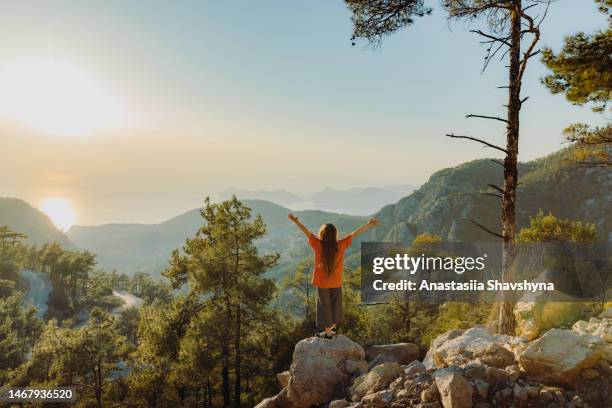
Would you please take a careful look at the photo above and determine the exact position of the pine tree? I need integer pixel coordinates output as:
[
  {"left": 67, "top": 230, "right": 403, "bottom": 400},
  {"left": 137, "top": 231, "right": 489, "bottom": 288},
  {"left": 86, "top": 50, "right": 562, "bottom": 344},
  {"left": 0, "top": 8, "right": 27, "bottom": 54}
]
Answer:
[
  {"left": 542, "top": 0, "right": 611, "bottom": 166},
  {"left": 347, "top": 0, "right": 554, "bottom": 334},
  {"left": 165, "top": 197, "right": 278, "bottom": 407}
]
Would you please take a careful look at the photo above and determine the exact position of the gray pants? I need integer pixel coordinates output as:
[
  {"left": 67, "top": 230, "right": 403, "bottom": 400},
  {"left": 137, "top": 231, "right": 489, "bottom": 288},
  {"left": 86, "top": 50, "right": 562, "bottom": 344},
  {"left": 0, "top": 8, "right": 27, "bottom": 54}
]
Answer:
[{"left": 316, "top": 287, "right": 343, "bottom": 330}]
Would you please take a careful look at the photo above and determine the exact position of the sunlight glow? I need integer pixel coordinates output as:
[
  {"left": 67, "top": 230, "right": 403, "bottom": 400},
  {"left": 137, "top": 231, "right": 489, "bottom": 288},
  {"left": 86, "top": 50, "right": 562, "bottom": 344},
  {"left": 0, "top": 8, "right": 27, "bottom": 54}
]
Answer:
[
  {"left": 40, "top": 197, "right": 77, "bottom": 232},
  {"left": 0, "top": 59, "right": 134, "bottom": 136}
]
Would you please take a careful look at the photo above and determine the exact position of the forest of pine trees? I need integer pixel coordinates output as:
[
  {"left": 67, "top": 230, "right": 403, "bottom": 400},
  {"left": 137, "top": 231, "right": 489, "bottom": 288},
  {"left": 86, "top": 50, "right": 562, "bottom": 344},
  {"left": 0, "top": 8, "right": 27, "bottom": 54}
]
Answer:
[{"left": 1, "top": 196, "right": 608, "bottom": 407}]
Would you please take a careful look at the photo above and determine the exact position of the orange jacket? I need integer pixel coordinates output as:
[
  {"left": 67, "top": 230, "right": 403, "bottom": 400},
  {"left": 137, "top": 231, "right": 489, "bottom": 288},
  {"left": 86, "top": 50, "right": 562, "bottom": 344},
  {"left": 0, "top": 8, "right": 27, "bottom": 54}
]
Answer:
[{"left": 308, "top": 234, "right": 352, "bottom": 288}]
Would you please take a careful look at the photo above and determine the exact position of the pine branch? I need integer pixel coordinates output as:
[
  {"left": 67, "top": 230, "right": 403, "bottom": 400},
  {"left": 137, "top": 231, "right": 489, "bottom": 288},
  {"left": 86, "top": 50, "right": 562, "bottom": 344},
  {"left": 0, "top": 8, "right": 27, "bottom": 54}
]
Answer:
[
  {"left": 466, "top": 114, "right": 509, "bottom": 124},
  {"left": 446, "top": 133, "right": 508, "bottom": 154},
  {"left": 469, "top": 219, "right": 504, "bottom": 239},
  {"left": 487, "top": 184, "right": 505, "bottom": 194}
]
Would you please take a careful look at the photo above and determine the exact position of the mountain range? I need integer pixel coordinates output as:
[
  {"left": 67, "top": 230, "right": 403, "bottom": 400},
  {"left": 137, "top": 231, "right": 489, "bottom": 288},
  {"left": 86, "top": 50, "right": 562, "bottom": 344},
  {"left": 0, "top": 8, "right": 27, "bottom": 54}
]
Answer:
[
  {"left": 217, "top": 185, "right": 417, "bottom": 215},
  {"left": 2, "top": 148, "right": 609, "bottom": 281},
  {"left": 0, "top": 198, "right": 74, "bottom": 248},
  {"left": 367, "top": 149, "right": 611, "bottom": 243},
  {"left": 66, "top": 200, "right": 368, "bottom": 279}
]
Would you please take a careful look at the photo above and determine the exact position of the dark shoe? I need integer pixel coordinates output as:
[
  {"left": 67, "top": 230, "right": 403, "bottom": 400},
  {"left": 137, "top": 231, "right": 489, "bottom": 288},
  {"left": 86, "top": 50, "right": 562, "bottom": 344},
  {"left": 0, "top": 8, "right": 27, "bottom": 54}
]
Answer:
[{"left": 315, "top": 332, "right": 333, "bottom": 340}]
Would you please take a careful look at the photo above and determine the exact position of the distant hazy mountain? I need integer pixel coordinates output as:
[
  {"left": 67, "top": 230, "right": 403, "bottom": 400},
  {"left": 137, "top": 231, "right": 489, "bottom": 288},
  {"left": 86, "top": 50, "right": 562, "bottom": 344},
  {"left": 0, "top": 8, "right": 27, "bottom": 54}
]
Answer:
[
  {"left": 218, "top": 189, "right": 304, "bottom": 207},
  {"left": 68, "top": 199, "right": 368, "bottom": 279},
  {"left": 366, "top": 149, "right": 611, "bottom": 244},
  {"left": 309, "top": 186, "right": 417, "bottom": 215},
  {"left": 218, "top": 185, "right": 418, "bottom": 215},
  {"left": 0, "top": 197, "right": 74, "bottom": 248}
]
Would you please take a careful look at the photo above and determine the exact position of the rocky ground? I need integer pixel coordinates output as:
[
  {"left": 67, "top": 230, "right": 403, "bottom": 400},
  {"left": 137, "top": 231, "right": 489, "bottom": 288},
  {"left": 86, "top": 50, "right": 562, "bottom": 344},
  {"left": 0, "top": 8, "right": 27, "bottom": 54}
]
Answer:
[{"left": 256, "top": 310, "right": 612, "bottom": 408}]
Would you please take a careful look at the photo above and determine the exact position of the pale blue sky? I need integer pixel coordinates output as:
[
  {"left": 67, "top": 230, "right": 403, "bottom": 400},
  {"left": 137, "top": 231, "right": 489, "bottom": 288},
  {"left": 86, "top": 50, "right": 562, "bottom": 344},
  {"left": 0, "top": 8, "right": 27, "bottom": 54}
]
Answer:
[{"left": 0, "top": 1, "right": 607, "bottom": 225}]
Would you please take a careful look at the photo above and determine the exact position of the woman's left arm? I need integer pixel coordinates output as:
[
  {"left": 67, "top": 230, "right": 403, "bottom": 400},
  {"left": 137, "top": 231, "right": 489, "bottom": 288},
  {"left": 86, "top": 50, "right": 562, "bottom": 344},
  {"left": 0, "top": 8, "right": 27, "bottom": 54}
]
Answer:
[{"left": 345, "top": 218, "right": 380, "bottom": 239}]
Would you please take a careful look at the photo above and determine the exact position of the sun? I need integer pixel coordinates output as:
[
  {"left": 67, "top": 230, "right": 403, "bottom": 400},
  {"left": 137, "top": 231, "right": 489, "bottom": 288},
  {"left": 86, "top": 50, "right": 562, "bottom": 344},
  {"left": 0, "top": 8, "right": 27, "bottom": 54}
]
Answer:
[
  {"left": 40, "top": 197, "right": 77, "bottom": 232},
  {"left": 0, "top": 58, "right": 134, "bottom": 136}
]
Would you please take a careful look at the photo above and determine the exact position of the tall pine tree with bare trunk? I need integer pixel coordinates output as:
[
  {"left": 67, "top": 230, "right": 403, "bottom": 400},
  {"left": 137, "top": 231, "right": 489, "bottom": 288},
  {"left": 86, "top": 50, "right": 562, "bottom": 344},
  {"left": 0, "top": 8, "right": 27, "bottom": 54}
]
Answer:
[{"left": 346, "top": 0, "right": 552, "bottom": 334}]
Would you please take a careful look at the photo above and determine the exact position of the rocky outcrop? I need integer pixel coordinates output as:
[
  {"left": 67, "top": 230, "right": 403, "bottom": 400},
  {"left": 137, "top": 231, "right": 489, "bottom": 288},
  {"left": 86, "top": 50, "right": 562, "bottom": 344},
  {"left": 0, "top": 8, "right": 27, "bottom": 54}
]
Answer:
[
  {"left": 366, "top": 343, "right": 419, "bottom": 368},
  {"left": 254, "top": 388, "right": 292, "bottom": 408},
  {"left": 425, "top": 327, "right": 519, "bottom": 369},
  {"left": 286, "top": 335, "right": 366, "bottom": 407},
  {"left": 435, "top": 372, "right": 473, "bottom": 408},
  {"left": 349, "top": 362, "right": 403, "bottom": 401},
  {"left": 519, "top": 328, "right": 607, "bottom": 386},
  {"left": 514, "top": 296, "right": 587, "bottom": 341},
  {"left": 276, "top": 370, "right": 289, "bottom": 388},
  {"left": 258, "top": 320, "right": 612, "bottom": 408}
]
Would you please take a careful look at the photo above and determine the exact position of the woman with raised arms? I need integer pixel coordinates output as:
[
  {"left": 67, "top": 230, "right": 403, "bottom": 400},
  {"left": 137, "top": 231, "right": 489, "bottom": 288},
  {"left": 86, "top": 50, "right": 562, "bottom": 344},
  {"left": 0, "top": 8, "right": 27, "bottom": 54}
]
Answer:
[{"left": 288, "top": 213, "right": 380, "bottom": 339}]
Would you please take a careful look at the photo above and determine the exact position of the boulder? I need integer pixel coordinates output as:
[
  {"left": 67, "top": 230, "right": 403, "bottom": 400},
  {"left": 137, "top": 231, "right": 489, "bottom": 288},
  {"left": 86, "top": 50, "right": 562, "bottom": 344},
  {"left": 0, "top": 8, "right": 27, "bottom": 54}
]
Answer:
[
  {"left": 276, "top": 370, "right": 290, "bottom": 387},
  {"left": 329, "top": 399, "right": 351, "bottom": 408},
  {"left": 349, "top": 362, "right": 403, "bottom": 401},
  {"left": 435, "top": 372, "right": 473, "bottom": 408},
  {"left": 361, "top": 390, "right": 394, "bottom": 408},
  {"left": 473, "top": 378, "right": 489, "bottom": 399},
  {"left": 403, "top": 360, "right": 426, "bottom": 377},
  {"left": 366, "top": 343, "right": 419, "bottom": 368},
  {"left": 420, "top": 382, "right": 440, "bottom": 402},
  {"left": 572, "top": 316, "right": 612, "bottom": 343},
  {"left": 518, "top": 328, "right": 607, "bottom": 386},
  {"left": 427, "top": 327, "right": 515, "bottom": 369},
  {"left": 580, "top": 368, "right": 600, "bottom": 379},
  {"left": 424, "top": 329, "right": 464, "bottom": 370},
  {"left": 514, "top": 289, "right": 587, "bottom": 341},
  {"left": 255, "top": 388, "right": 293, "bottom": 408},
  {"left": 286, "top": 335, "right": 366, "bottom": 407}
]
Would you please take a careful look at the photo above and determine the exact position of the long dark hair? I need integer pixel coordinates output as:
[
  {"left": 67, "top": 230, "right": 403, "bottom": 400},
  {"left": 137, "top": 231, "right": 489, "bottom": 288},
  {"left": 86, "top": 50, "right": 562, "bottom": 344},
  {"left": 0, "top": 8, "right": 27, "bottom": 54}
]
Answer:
[{"left": 318, "top": 223, "right": 338, "bottom": 275}]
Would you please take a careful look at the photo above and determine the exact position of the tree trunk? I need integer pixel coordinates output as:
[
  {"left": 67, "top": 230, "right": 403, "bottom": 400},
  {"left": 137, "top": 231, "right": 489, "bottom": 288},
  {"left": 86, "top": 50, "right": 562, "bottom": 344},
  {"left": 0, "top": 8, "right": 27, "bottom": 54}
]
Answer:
[
  {"left": 222, "top": 305, "right": 231, "bottom": 407},
  {"left": 234, "top": 304, "right": 241, "bottom": 408},
  {"left": 207, "top": 377, "right": 212, "bottom": 408},
  {"left": 498, "top": 0, "right": 522, "bottom": 335},
  {"left": 95, "top": 362, "right": 103, "bottom": 408}
]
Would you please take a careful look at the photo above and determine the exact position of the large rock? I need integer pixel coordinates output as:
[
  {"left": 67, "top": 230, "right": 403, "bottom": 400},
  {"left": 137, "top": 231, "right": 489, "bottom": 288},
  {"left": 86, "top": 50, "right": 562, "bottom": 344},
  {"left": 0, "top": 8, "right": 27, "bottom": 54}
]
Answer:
[
  {"left": 572, "top": 316, "right": 612, "bottom": 361},
  {"left": 424, "top": 329, "right": 465, "bottom": 370},
  {"left": 573, "top": 317, "right": 612, "bottom": 342},
  {"left": 276, "top": 370, "right": 290, "bottom": 387},
  {"left": 286, "top": 335, "right": 366, "bottom": 407},
  {"left": 366, "top": 343, "right": 419, "bottom": 368},
  {"left": 514, "top": 295, "right": 588, "bottom": 341},
  {"left": 349, "top": 362, "right": 403, "bottom": 401},
  {"left": 255, "top": 388, "right": 292, "bottom": 408},
  {"left": 518, "top": 328, "right": 607, "bottom": 386},
  {"left": 435, "top": 372, "right": 473, "bottom": 408},
  {"left": 427, "top": 327, "right": 516, "bottom": 369}
]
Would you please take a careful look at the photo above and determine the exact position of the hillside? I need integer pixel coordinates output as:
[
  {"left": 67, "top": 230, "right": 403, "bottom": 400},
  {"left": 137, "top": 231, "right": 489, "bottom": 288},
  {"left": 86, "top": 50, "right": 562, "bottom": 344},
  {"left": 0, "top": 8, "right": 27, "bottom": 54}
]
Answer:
[
  {"left": 0, "top": 197, "right": 74, "bottom": 248},
  {"left": 68, "top": 199, "right": 368, "bottom": 278},
  {"left": 368, "top": 148, "right": 611, "bottom": 243}
]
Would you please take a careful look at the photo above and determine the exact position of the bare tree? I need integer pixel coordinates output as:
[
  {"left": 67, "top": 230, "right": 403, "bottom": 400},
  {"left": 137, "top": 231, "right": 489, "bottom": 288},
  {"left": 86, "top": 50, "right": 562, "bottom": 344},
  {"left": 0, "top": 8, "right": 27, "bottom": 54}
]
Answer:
[{"left": 347, "top": 0, "right": 553, "bottom": 334}]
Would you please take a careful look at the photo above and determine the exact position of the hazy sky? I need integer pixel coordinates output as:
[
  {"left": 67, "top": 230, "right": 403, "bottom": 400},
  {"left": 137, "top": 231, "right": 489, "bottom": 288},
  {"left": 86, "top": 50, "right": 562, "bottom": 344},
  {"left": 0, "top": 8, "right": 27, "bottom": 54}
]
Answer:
[{"left": 0, "top": 1, "right": 608, "bottom": 226}]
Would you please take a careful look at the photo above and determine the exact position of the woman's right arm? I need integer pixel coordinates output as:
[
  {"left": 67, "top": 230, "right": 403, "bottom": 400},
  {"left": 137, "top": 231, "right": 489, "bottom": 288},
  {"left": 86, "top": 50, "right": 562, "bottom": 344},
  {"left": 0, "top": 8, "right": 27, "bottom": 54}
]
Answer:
[{"left": 288, "top": 213, "right": 315, "bottom": 239}]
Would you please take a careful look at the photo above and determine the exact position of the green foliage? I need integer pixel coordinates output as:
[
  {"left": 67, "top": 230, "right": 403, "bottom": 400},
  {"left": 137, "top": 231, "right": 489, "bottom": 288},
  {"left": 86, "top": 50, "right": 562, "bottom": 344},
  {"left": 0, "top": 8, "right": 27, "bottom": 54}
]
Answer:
[
  {"left": 542, "top": 0, "right": 611, "bottom": 167},
  {"left": 0, "top": 284, "right": 43, "bottom": 385},
  {"left": 14, "top": 309, "right": 129, "bottom": 407},
  {"left": 420, "top": 302, "right": 492, "bottom": 349},
  {"left": 149, "top": 197, "right": 281, "bottom": 407},
  {"left": 282, "top": 260, "right": 315, "bottom": 319},
  {"left": 562, "top": 123, "right": 611, "bottom": 167},
  {"left": 346, "top": 0, "right": 431, "bottom": 45},
  {"left": 518, "top": 211, "right": 597, "bottom": 244},
  {"left": 541, "top": 0, "right": 611, "bottom": 112}
]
